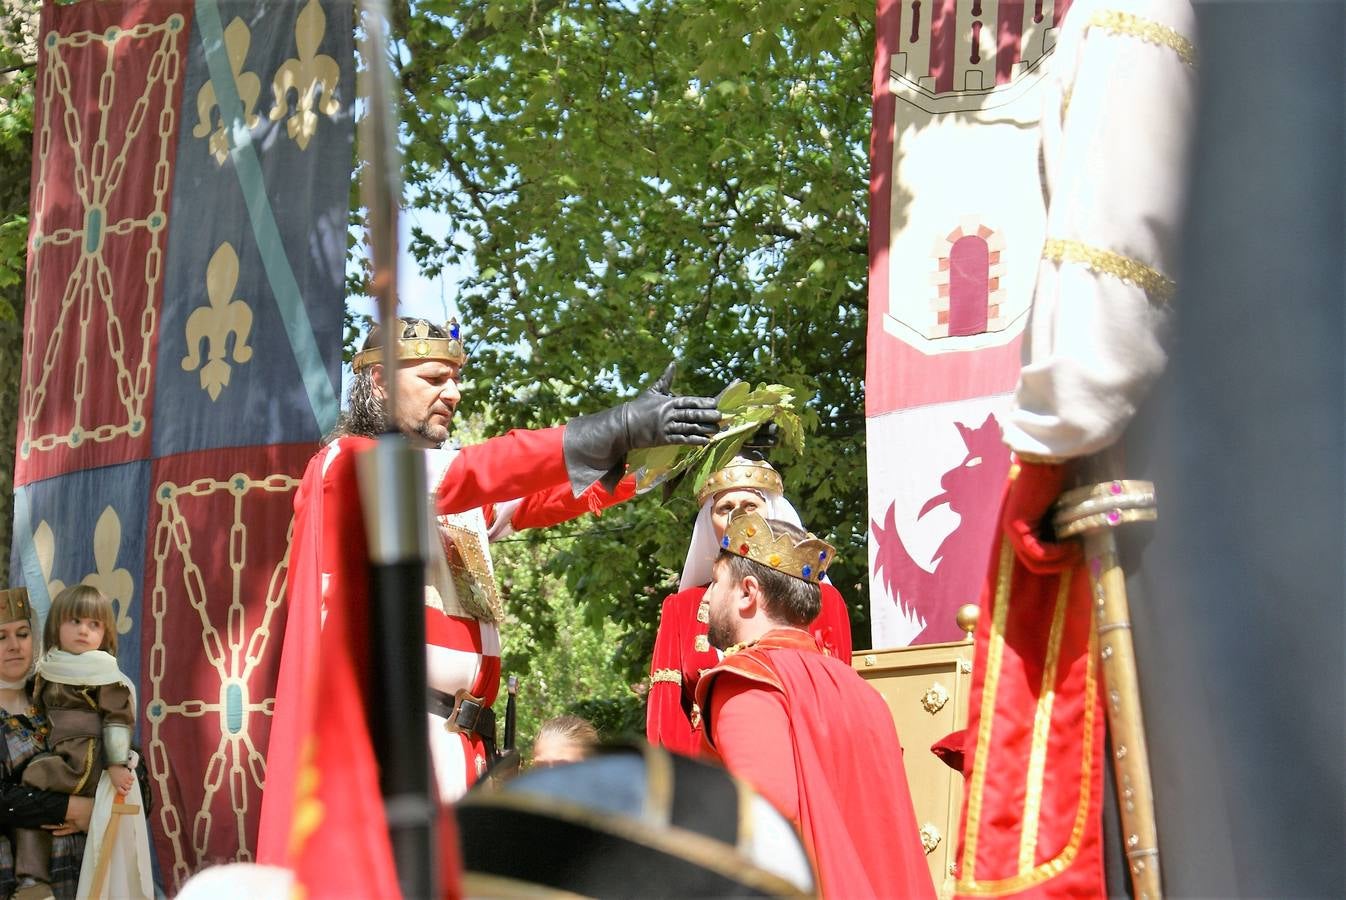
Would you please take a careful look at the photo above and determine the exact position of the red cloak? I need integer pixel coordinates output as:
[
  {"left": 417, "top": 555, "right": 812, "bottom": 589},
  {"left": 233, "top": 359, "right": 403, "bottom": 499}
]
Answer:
[
  {"left": 646, "top": 582, "right": 852, "bottom": 754},
  {"left": 698, "top": 629, "right": 935, "bottom": 899},
  {"left": 257, "top": 427, "right": 632, "bottom": 894}
]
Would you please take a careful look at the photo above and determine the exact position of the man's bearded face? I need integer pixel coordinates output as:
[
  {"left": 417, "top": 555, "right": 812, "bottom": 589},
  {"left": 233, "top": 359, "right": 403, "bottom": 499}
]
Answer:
[
  {"left": 705, "top": 561, "right": 741, "bottom": 651},
  {"left": 384, "top": 359, "right": 462, "bottom": 447}
]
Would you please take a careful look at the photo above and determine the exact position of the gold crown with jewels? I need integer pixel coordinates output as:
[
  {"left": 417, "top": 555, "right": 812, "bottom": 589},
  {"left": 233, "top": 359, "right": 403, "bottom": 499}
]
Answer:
[
  {"left": 720, "top": 511, "right": 835, "bottom": 583},
  {"left": 352, "top": 318, "right": 466, "bottom": 371},
  {"left": 696, "top": 457, "right": 784, "bottom": 507}
]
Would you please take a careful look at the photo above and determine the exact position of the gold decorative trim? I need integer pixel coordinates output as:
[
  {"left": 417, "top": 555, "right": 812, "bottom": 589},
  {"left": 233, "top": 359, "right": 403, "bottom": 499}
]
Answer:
[
  {"left": 642, "top": 740, "right": 674, "bottom": 827},
  {"left": 921, "top": 823, "right": 942, "bottom": 855},
  {"left": 440, "top": 521, "right": 504, "bottom": 623},
  {"left": 694, "top": 635, "right": 710, "bottom": 653},
  {"left": 921, "top": 682, "right": 950, "bottom": 715},
  {"left": 696, "top": 458, "right": 783, "bottom": 507},
  {"left": 460, "top": 872, "right": 588, "bottom": 899},
  {"left": 1089, "top": 10, "right": 1197, "bottom": 68},
  {"left": 1042, "top": 239, "right": 1175, "bottom": 307},
  {"left": 959, "top": 538, "right": 1015, "bottom": 878},
  {"left": 1012, "top": 450, "right": 1068, "bottom": 466},
  {"left": 733, "top": 771, "right": 755, "bottom": 855},
  {"left": 73, "top": 736, "right": 97, "bottom": 795},
  {"left": 1053, "top": 480, "right": 1158, "bottom": 539},
  {"left": 1017, "top": 573, "right": 1072, "bottom": 870},
  {"left": 956, "top": 593, "right": 1100, "bottom": 895},
  {"left": 650, "top": 668, "right": 682, "bottom": 686}
]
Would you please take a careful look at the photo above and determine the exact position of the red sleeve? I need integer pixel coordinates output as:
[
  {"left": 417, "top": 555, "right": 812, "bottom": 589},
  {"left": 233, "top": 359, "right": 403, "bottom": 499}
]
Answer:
[
  {"left": 506, "top": 476, "right": 636, "bottom": 531},
  {"left": 810, "top": 583, "right": 852, "bottom": 665},
  {"left": 707, "top": 679, "right": 799, "bottom": 822},
  {"left": 646, "top": 594, "right": 698, "bottom": 754},
  {"left": 436, "top": 426, "right": 571, "bottom": 515}
]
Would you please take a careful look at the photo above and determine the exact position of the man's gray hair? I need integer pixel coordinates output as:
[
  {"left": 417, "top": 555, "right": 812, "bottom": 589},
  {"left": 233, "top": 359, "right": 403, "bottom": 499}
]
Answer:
[{"left": 328, "top": 369, "right": 390, "bottom": 442}]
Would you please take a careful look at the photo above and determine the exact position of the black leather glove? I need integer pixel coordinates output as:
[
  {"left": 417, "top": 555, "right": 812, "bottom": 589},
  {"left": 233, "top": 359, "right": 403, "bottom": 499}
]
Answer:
[
  {"left": 740, "top": 422, "right": 779, "bottom": 461},
  {"left": 564, "top": 364, "right": 721, "bottom": 494}
]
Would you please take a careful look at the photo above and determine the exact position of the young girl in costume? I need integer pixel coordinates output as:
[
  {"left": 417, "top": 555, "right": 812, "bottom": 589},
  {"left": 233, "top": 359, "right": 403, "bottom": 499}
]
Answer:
[{"left": 12, "top": 586, "right": 138, "bottom": 899}]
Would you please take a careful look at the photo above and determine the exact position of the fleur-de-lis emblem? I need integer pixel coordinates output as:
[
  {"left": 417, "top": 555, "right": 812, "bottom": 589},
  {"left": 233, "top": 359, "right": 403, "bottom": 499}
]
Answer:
[
  {"left": 268, "top": 0, "right": 341, "bottom": 151},
  {"left": 85, "top": 507, "right": 136, "bottom": 635},
  {"left": 191, "top": 17, "right": 261, "bottom": 165},
  {"left": 33, "top": 520, "right": 63, "bottom": 603},
  {"left": 34, "top": 507, "right": 136, "bottom": 636},
  {"left": 181, "top": 242, "right": 254, "bottom": 401}
]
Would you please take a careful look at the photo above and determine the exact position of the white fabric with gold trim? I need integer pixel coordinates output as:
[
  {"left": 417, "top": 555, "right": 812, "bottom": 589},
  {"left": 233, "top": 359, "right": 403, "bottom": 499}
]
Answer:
[{"left": 1005, "top": 0, "right": 1197, "bottom": 460}]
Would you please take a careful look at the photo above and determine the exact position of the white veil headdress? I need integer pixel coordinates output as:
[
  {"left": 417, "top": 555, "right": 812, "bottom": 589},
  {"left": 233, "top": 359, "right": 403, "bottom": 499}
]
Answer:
[{"left": 679, "top": 479, "right": 804, "bottom": 590}]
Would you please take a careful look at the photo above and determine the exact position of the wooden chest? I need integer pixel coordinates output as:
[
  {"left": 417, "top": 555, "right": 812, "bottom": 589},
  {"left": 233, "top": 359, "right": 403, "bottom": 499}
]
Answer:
[{"left": 854, "top": 639, "right": 974, "bottom": 894}]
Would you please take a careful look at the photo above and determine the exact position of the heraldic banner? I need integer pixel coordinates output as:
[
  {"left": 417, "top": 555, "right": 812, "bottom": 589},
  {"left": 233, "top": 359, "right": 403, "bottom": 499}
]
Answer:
[
  {"left": 866, "top": 0, "right": 1072, "bottom": 647},
  {"left": 9, "top": 0, "right": 352, "bottom": 889}
]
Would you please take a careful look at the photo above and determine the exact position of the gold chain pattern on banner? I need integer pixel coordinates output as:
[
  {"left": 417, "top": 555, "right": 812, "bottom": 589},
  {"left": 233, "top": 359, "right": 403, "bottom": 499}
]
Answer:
[
  {"left": 145, "top": 472, "right": 298, "bottom": 890},
  {"left": 22, "top": 16, "right": 184, "bottom": 460}
]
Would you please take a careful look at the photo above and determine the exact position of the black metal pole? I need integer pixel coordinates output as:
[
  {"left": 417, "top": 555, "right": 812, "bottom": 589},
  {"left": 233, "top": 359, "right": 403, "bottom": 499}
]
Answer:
[
  {"left": 358, "top": 437, "right": 437, "bottom": 897},
  {"left": 503, "top": 676, "right": 518, "bottom": 753}
]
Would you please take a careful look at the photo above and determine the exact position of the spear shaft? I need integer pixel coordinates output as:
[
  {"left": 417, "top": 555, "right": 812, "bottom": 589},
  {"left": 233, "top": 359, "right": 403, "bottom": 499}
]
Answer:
[{"left": 357, "top": 1, "right": 438, "bottom": 895}]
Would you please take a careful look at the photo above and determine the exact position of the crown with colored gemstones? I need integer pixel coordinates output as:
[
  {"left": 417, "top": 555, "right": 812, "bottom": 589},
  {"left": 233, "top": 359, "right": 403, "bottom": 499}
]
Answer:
[
  {"left": 0, "top": 588, "right": 31, "bottom": 627},
  {"left": 696, "top": 457, "right": 784, "bottom": 506},
  {"left": 719, "top": 511, "right": 835, "bottom": 583},
  {"left": 352, "top": 317, "right": 467, "bottom": 372}
]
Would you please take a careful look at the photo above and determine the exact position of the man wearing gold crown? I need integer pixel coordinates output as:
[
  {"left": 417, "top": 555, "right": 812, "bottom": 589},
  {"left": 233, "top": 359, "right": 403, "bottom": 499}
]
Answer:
[
  {"left": 646, "top": 455, "right": 851, "bottom": 754},
  {"left": 259, "top": 316, "right": 721, "bottom": 858},
  {"left": 695, "top": 512, "right": 934, "bottom": 899}
]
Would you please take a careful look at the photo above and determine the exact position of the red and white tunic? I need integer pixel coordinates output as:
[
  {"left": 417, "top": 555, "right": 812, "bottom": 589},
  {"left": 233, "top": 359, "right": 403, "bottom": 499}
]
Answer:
[
  {"left": 422, "top": 449, "right": 504, "bottom": 799},
  {"left": 296, "top": 428, "right": 633, "bottom": 805},
  {"left": 424, "top": 433, "right": 633, "bottom": 800}
]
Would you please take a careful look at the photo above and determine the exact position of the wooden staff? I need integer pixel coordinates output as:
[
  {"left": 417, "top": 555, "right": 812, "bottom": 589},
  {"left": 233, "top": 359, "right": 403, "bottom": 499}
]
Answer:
[{"left": 88, "top": 788, "right": 140, "bottom": 898}]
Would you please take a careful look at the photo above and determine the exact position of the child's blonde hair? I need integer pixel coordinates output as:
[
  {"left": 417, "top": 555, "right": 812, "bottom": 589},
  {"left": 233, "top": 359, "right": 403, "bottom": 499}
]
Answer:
[{"left": 44, "top": 585, "right": 117, "bottom": 655}]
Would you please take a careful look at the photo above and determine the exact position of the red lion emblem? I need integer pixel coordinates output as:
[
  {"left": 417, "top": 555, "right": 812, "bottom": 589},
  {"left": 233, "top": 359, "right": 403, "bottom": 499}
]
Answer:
[{"left": 871, "top": 414, "right": 1010, "bottom": 643}]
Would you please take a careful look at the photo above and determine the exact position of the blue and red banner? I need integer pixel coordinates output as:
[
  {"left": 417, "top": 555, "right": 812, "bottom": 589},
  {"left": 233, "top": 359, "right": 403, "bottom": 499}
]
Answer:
[{"left": 11, "top": 0, "right": 352, "bottom": 889}]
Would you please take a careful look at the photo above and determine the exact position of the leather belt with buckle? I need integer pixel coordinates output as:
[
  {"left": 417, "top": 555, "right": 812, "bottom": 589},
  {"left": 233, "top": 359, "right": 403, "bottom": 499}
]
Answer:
[{"left": 429, "top": 688, "right": 496, "bottom": 745}]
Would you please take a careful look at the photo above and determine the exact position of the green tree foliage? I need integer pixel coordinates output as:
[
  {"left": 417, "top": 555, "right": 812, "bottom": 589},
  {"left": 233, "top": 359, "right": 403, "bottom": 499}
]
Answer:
[{"left": 389, "top": 0, "right": 875, "bottom": 685}]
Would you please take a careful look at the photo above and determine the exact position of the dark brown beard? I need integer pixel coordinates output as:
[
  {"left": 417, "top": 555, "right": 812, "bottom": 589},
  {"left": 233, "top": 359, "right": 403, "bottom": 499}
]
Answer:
[{"left": 707, "top": 610, "right": 735, "bottom": 652}]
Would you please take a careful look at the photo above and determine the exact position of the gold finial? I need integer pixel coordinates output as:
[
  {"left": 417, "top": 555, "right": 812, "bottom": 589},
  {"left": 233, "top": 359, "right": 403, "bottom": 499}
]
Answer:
[{"left": 956, "top": 604, "right": 980, "bottom": 637}]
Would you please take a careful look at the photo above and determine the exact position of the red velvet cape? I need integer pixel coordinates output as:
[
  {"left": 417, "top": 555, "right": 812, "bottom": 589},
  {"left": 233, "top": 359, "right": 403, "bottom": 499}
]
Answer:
[
  {"left": 698, "top": 629, "right": 935, "bottom": 899},
  {"left": 257, "top": 428, "right": 632, "bottom": 895},
  {"left": 951, "top": 460, "right": 1106, "bottom": 898},
  {"left": 646, "top": 581, "right": 853, "bottom": 755}
]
